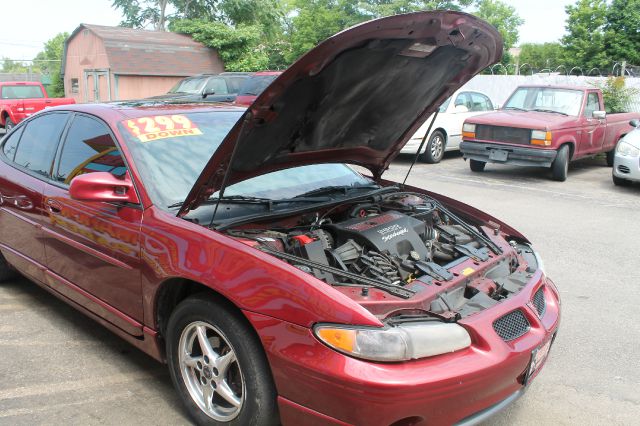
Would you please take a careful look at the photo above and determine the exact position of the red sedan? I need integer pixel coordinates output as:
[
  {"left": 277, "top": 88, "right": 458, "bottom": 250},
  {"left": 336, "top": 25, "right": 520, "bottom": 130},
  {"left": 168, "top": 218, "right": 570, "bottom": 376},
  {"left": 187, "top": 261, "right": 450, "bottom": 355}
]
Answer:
[{"left": 0, "top": 11, "right": 559, "bottom": 426}]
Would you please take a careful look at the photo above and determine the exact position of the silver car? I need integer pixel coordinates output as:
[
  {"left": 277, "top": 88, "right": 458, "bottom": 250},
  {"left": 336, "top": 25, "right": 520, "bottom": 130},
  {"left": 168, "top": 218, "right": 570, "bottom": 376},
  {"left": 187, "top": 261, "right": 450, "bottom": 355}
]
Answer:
[{"left": 613, "top": 120, "right": 640, "bottom": 186}]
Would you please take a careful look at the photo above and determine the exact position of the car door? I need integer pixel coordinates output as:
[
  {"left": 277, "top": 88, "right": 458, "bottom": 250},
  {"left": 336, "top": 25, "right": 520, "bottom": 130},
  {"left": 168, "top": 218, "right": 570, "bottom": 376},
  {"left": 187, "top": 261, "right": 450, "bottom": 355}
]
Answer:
[
  {"left": 580, "top": 91, "right": 606, "bottom": 155},
  {"left": 0, "top": 113, "right": 69, "bottom": 282},
  {"left": 42, "top": 113, "right": 144, "bottom": 335}
]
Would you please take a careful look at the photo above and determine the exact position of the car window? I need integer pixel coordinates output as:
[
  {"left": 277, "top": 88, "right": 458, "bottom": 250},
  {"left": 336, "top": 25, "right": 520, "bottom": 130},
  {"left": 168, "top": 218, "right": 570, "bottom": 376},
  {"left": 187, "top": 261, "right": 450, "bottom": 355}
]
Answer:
[
  {"left": 470, "top": 93, "right": 493, "bottom": 111},
  {"left": 13, "top": 113, "right": 68, "bottom": 177},
  {"left": 584, "top": 92, "right": 600, "bottom": 118},
  {"left": 438, "top": 97, "right": 451, "bottom": 113},
  {"left": 454, "top": 93, "right": 471, "bottom": 110},
  {"left": 2, "top": 126, "right": 25, "bottom": 161},
  {"left": 204, "top": 77, "right": 229, "bottom": 95},
  {"left": 1, "top": 85, "right": 44, "bottom": 99},
  {"left": 239, "top": 75, "right": 279, "bottom": 96},
  {"left": 225, "top": 76, "right": 248, "bottom": 93},
  {"left": 55, "top": 115, "right": 127, "bottom": 185}
]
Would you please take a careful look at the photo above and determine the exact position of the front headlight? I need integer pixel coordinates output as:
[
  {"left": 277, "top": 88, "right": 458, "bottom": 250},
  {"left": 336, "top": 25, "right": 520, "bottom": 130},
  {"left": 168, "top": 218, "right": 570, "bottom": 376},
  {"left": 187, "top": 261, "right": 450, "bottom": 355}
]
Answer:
[
  {"left": 531, "top": 130, "right": 552, "bottom": 146},
  {"left": 462, "top": 123, "right": 476, "bottom": 139},
  {"left": 617, "top": 141, "right": 640, "bottom": 157},
  {"left": 314, "top": 322, "right": 471, "bottom": 362}
]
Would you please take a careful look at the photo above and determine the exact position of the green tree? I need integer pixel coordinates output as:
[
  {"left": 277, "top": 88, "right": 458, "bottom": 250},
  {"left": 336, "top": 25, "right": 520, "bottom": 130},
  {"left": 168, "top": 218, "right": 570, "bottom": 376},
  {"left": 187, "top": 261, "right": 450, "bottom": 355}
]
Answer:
[
  {"left": 518, "top": 42, "right": 564, "bottom": 71},
  {"left": 604, "top": 0, "right": 640, "bottom": 67},
  {"left": 473, "top": 0, "right": 523, "bottom": 51},
  {"left": 33, "top": 33, "right": 68, "bottom": 97},
  {"left": 594, "top": 76, "right": 638, "bottom": 112},
  {"left": 1, "top": 58, "right": 30, "bottom": 73},
  {"left": 112, "top": 0, "right": 170, "bottom": 30},
  {"left": 562, "top": 0, "right": 608, "bottom": 71},
  {"left": 170, "top": 19, "right": 270, "bottom": 70}
]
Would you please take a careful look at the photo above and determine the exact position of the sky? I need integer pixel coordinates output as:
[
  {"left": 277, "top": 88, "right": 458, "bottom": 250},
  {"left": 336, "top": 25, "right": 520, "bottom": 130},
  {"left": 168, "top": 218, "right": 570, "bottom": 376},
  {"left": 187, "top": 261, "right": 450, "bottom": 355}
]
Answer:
[{"left": 0, "top": 0, "right": 576, "bottom": 61}]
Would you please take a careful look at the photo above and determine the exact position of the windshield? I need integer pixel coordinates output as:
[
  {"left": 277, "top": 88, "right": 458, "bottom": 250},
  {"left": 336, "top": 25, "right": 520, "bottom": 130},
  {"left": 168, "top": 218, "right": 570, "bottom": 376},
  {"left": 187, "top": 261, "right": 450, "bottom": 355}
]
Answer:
[
  {"left": 168, "top": 77, "right": 208, "bottom": 94},
  {"left": 504, "top": 87, "right": 583, "bottom": 116},
  {"left": 119, "top": 111, "right": 243, "bottom": 207},
  {"left": 239, "top": 75, "right": 279, "bottom": 96},
  {"left": 438, "top": 96, "right": 451, "bottom": 113},
  {"left": 1, "top": 85, "right": 44, "bottom": 99},
  {"left": 118, "top": 111, "right": 372, "bottom": 209}
]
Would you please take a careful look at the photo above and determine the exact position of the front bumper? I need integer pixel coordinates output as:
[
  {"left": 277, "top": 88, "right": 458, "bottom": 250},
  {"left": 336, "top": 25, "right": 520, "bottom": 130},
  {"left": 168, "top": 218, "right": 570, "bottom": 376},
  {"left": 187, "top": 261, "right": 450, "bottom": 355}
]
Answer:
[
  {"left": 245, "top": 273, "right": 561, "bottom": 426},
  {"left": 461, "top": 141, "right": 557, "bottom": 167},
  {"left": 613, "top": 152, "right": 640, "bottom": 182}
]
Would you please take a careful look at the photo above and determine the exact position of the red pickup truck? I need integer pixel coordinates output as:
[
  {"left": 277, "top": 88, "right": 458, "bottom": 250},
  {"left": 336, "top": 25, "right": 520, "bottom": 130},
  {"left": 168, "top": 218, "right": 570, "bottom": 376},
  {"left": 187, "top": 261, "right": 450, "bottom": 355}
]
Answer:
[
  {"left": 460, "top": 85, "right": 640, "bottom": 180},
  {"left": 0, "top": 81, "right": 75, "bottom": 132}
]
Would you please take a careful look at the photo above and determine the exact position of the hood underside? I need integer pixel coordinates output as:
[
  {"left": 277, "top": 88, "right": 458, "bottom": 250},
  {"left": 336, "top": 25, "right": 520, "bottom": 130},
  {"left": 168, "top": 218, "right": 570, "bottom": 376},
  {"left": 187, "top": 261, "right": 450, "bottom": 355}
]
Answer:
[{"left": 179, "top": 11, "right": 502, "bottom": 216}]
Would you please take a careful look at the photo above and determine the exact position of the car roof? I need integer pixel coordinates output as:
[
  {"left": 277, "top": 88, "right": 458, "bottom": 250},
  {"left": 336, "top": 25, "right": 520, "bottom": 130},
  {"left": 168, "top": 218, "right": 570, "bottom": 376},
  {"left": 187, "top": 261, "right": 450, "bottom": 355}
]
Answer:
[
  {"left": 0, "top": 81, "right": 42, "bottom": 86},
  {"left": 44, "top": 101, "right": 246, "bottom": 122},
  {"left": 251, "top": 71, "right": 283, "bottom": 76}
]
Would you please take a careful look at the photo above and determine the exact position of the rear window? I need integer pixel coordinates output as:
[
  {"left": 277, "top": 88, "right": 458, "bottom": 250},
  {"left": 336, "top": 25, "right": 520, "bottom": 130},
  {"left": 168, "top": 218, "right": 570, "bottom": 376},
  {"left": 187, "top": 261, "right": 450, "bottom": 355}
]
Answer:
[
  {"left": 1, "top": 85, "right": 44, "bottom": 99},
  {"left": 239, "top": 75, "right": 278, "bottom": 96}
]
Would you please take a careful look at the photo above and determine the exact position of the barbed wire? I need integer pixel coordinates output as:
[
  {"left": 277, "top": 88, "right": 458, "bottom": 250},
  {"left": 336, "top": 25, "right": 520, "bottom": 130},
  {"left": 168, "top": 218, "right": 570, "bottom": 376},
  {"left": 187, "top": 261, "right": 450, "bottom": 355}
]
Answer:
[{"left": 490, "top": 62, "right": 640, "bottom": 77}]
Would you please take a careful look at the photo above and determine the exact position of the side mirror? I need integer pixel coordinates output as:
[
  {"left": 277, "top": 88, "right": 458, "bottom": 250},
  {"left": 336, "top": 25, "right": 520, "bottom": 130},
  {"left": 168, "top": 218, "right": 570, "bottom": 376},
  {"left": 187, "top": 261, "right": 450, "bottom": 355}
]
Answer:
[
  {"left": 202, "top": 88, "right": 216, "bottom": 98},
  {"left": 592, "top": 110, "right": 606, "bottom": 120},
  {"left": 630, "top": 119, "right": 639, "bottom": 127},
  {"left": 454, "top": 104, "right": 469, "bottom": 113},
  {"left": 69, "top": 172, "right": 139, "bottom": 204}
]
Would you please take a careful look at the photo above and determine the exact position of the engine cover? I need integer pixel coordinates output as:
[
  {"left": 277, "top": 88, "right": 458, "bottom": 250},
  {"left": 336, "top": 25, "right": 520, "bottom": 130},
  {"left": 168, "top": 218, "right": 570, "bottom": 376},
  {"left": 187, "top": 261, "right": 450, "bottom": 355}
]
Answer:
[{"left": 326, "top": 211, "right": 430, "bottom": 260}]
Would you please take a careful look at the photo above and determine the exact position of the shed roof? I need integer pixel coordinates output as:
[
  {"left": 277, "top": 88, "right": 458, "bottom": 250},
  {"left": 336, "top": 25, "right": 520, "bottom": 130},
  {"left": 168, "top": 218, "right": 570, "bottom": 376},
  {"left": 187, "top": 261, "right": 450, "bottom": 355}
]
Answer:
[{"left": 62, "top": 24, "right": 222, "bottom": 77}]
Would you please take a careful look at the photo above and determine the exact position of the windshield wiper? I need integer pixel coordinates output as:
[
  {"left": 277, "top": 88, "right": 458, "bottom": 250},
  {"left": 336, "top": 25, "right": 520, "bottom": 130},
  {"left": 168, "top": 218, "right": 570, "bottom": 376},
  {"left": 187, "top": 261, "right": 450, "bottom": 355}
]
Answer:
[
  {"left": 531, "top": 108, "right": 568, "bottom": 116},
  {"left": 168, "top": 194, "right": 330, "bottom": 210},
  {"left": 503, "top": 106, "right": 528, "bottom": 112},
  {"left": 293, "top": 184, "right": 380, "bottom": 198}
]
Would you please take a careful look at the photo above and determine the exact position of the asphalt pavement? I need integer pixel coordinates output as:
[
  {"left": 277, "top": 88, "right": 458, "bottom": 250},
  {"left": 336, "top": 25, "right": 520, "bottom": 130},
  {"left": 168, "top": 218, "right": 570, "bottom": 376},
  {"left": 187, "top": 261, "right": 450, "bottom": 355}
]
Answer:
[{"left": 0, "top": 151, "right": 638, "bottom": 425}]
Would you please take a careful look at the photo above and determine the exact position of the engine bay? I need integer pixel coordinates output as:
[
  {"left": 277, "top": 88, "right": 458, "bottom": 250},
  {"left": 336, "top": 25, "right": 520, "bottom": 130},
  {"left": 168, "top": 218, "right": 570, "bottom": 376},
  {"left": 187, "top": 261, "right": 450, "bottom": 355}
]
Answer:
[{"left": 224, "top": 191, "right": 539, "bottom": 320}]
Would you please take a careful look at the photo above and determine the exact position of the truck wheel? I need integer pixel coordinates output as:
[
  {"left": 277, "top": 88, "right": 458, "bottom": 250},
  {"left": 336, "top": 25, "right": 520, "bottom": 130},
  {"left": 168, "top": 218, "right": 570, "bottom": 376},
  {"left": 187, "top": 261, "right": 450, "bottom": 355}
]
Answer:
[
  {"left": 4, "top": 118, "right": 15, "bottom": 132},
  {"left": 605, "top": 148, "right": 615, "bottom": 167},
  {"left": 469, "top": 159, "right": 486, "bottom": 172},
  {"left": 612, "top": 173, "right": 630, "bottom": 186},
  {"left": 166, "top": 294, "right": 279, "bottom": 426},
  {"left": 551, "top": 145, "right": 569, "bottom": 181},
  {"left": 420, "top": 131, "right": 446, "bottom": 164}
]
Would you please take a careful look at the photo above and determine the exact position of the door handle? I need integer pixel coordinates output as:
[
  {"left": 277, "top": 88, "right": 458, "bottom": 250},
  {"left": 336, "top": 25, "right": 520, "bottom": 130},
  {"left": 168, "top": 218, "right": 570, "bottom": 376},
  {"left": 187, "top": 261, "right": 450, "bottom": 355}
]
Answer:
[{"left": 46, "top": 198, "right": 62, "bottom": 213}]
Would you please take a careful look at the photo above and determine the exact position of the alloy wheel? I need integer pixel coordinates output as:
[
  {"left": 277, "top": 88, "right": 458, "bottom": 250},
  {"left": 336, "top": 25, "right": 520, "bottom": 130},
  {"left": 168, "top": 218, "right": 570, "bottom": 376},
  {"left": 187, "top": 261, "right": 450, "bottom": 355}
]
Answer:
[{"left": 178, "top": 321, "right": 245, "bottom": 421}]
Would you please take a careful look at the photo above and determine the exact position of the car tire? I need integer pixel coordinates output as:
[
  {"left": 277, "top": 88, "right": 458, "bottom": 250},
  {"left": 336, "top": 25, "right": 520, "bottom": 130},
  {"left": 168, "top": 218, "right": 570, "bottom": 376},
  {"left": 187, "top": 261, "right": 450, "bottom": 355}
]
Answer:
[
  {"left": 166, "top": 294, "right": 279, "bottom": 426},
  {"left": 612, "top": 173, "right": 630, "bottom": 186},
  {"left": 0, "top": 253, "right": 17, "bottom": 282},
  {"left": 551, "top": 145, "right": 569, "bottom": 181},
  {"left": 5, "top": 117, "right": 15, "bottom": 132},
  {"left": 469, "top": 159, "right": 486, "bottom": 172},
  {"left": 420, "top": 131, "right": 446, "bottom": 164},
  {"left": 605, "top": 148, "right": 615, "bottom": 167}
]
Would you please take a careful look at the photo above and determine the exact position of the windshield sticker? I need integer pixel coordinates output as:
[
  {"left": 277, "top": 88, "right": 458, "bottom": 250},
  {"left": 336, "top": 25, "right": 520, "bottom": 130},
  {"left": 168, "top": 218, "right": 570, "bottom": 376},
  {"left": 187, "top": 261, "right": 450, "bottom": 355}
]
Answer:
[{"left": 123, "top": 115, "right": 202, "bottom": 142}]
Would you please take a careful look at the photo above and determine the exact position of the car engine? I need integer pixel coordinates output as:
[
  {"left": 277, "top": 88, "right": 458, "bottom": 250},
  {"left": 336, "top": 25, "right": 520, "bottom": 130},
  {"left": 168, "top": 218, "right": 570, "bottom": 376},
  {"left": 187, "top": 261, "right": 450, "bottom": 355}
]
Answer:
[{"left": 226, "top": 192, "right": 499, "bottom": 300}]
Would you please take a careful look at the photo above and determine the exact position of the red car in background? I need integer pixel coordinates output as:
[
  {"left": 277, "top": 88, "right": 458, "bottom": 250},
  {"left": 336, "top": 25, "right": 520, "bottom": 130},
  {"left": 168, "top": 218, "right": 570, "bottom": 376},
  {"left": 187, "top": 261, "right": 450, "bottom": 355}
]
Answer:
[
  {"left": 234, "top": 71, "right": 282, "bottom": 106},
  {"left": 0, "top": 11, "right": 560, "bottom": 426},
  {"left": 0, "top": 81, "right": 75, "bottom": 131}
]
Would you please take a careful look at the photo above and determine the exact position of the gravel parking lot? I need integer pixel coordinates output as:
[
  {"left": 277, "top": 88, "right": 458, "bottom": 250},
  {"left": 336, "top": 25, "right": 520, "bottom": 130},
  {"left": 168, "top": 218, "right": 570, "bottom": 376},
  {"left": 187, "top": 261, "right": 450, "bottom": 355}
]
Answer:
[{"left": 0, "top": 150, "right": 638, "bottom": 425}]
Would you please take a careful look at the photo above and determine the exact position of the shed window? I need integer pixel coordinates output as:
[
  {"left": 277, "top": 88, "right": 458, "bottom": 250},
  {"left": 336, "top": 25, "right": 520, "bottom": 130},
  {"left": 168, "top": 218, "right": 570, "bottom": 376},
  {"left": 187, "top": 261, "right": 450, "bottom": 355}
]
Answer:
[{"left": 71, "top": 78, "right": 79, "bottom": 94}]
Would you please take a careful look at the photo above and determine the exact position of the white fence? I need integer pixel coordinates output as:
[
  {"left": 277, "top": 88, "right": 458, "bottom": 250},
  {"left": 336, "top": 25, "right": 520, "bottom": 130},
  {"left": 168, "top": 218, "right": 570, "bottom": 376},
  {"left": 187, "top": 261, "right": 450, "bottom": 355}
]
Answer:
[{"left": 459, "top": 75, "right": 640, "bottom": 112}]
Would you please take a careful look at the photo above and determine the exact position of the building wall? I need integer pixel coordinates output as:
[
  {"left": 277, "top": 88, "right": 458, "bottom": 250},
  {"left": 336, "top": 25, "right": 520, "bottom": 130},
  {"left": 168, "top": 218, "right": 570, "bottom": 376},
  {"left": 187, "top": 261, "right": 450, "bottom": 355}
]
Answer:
[
  {"left": 64, "top": 29, "right": 110, "bottom": 102},
  {"left": 115, "top": 75, "right": 184, "bottom": 100}
]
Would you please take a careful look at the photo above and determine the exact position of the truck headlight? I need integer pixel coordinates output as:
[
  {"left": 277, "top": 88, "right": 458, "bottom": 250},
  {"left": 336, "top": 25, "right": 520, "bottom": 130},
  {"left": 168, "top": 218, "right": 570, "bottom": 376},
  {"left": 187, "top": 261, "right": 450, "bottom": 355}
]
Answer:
[
  {"left": 462, "top": 123, "right": 476, "bottom": 139},
  {"left": 314, "top": 322, "right": 471, "bottom": 362},
  {"left": 531, "top": 130, "right": 552, "bottom": 146},
  {"left": 617, "top": 141, "right": 640, "bottom": 157}
]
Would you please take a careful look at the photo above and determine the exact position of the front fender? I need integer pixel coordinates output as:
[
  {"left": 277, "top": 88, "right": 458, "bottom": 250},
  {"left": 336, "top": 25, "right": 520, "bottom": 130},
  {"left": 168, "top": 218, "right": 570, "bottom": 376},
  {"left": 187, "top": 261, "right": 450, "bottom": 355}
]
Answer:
[{"left": 140, "top": 206, "right": 383, "bottom": 330}]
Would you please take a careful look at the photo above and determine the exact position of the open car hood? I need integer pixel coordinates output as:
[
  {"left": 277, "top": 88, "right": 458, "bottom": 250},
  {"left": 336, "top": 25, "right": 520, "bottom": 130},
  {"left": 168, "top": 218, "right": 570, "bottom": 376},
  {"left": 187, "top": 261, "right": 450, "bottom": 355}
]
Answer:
[{"left": 178, "top": 11, "right": 502, "bottom": 216}]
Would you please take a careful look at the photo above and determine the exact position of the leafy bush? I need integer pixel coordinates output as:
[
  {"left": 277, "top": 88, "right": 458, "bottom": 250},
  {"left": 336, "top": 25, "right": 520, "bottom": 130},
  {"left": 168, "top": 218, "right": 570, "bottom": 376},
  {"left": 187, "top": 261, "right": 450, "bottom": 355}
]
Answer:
[{"left": 594, "top": 77, "right": 638, "bottom": 113}]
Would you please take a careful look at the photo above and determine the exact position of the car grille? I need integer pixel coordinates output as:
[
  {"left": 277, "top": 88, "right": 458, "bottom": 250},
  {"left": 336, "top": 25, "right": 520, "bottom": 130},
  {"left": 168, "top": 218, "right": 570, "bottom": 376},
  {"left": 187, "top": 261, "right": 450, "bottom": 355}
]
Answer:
[
  {"left": 618, "top": 165, "right": 630, "bottom": 174},
  {"left": 493, "top": 310, "right": 530, "bottom": 341},
  {"left": 532, "top": 287, "right": 546, "bottom": 318},
  {"left": 476, "top": 125, "right": 531, "bottom": 144}
]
